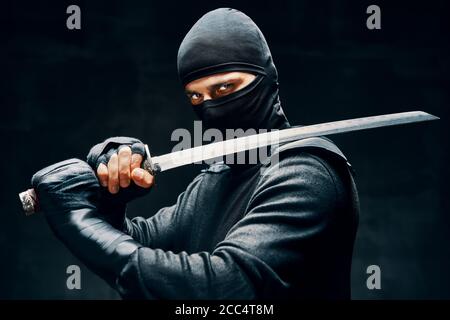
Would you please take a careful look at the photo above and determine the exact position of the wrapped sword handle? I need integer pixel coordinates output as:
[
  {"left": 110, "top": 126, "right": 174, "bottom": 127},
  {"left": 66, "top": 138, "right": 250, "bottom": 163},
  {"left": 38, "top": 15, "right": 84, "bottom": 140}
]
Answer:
[{"left": 18, "top": 188, "right": 39, "bottom": 216}]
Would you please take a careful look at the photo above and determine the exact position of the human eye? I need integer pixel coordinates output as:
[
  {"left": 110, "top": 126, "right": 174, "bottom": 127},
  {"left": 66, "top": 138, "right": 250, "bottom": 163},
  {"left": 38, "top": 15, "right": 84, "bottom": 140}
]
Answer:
[
  {"left": 215, "top": 82, "right": 235, "bottom": 96},
  {"left": 187, "top": 92, "right": 203, "bottom": 105}
]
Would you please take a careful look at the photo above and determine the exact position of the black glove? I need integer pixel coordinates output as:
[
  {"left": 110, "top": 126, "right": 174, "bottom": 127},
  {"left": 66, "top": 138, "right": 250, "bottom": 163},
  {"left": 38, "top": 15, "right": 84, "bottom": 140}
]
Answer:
[
  {"left": 86, "top": 137, "right": 151, "bottom": 229},
  {"left": 87, "top": 136, "right": 146, "bottom": 171},
  {"left": 31, "top": 158, "right": 142, "bottom": 287}
]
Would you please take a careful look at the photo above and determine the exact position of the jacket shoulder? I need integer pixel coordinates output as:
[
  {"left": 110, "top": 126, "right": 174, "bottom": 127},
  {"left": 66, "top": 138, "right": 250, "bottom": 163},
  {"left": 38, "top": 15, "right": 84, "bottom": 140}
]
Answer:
[
  {"left": 258, "top": 137, "right": 356, "bottom": 189},
  {"left": 275, "top": 137, "right": 347, "bottom": 161}
]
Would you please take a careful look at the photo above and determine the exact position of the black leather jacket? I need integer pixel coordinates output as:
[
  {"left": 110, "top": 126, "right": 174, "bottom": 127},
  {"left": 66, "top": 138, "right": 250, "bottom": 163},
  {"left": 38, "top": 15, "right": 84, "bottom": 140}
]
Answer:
[{"left": 32, "top": 137, "right": 359, "bottom": 299}]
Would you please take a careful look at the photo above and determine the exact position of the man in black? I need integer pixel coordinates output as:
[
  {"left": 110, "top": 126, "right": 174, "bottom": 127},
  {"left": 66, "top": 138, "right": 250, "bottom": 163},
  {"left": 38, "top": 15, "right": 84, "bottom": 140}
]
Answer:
[{"left": 31, "top": 8, "right": 359, "bottom": 299}]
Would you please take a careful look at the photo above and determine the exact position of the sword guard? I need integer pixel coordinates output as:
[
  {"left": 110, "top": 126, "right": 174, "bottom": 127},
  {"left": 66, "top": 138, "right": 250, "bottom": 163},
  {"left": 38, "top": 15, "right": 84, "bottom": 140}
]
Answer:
[{"left": 143, "top": 144, "right": 160, "bottom": 175}]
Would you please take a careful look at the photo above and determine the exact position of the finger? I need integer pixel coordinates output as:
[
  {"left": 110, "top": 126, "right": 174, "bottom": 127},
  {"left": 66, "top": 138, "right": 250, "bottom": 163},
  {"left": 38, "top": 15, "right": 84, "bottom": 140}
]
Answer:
[
  {"left": 118, "top": 146, "right": 132, "bottom": 188},
  {"left": 131, "top": 168, "right": 154, "bottom": 189},
  {"left": 95, "top": 154, "right": 108, "bottom": 171},
  {"left": 96, "top": 163, "right": 109, "bottom": 187},
  {"left": 107, "top": 153, "right": 119, "bottom": 194},
  {"left": 131, "top": 153, "right": 143, "bottom": 172},
  {"left": 131, "top": 142, "right": 145, "bottom": 158}
]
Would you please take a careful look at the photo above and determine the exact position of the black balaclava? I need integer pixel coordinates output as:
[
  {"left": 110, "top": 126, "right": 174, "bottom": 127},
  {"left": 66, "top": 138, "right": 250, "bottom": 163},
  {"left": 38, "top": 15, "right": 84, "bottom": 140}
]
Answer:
[{"left": 177, "top": 8, "right": 290, "bottom": 134}]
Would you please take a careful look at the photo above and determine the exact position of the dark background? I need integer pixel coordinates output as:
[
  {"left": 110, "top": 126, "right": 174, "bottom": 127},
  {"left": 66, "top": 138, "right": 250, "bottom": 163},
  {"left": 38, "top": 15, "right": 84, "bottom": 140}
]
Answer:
[{"left": 1, "top": 0, "right": 449, "bottom": 299}]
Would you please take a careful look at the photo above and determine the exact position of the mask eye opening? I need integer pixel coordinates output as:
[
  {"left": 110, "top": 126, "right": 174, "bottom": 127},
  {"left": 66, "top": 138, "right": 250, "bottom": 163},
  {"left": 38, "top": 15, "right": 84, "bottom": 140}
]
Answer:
[{"left": 199, "top": 74, "right": 265, "bottom": 109}]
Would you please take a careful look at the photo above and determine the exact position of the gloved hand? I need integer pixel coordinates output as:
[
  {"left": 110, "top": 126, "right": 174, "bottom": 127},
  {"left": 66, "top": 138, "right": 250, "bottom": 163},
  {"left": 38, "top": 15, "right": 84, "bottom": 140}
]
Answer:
[
  {"left": 87, "top": 137, "right": 154, "bottom": 229},
  {"left": 31, "top": 158, "right": 142, "bottom": 287}
]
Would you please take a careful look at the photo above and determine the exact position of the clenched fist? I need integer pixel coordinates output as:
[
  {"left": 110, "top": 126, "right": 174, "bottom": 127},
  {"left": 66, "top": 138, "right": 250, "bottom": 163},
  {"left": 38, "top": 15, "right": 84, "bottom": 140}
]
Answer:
[
  {"left": 96, "top": 145, "right": 154, "bottom": 194},
  {"left": 86, "top": 137, "right": 155, "bottom": 202}
]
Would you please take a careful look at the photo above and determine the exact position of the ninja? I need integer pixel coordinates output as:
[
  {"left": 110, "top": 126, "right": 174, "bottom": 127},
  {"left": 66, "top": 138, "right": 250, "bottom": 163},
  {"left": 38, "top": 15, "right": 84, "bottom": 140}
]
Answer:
[{"left": 31, "top": 8, "right": 359, "bottom": 299}]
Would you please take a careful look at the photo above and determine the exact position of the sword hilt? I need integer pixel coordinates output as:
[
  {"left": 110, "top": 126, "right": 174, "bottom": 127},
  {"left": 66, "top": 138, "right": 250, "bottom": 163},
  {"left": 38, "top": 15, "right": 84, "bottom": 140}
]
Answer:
[
  {"left": 18, "top": 144, "right": 158, "bottom": 216},
  {"left": 19, "top": 188, "right": 39, "bottom": 216}
]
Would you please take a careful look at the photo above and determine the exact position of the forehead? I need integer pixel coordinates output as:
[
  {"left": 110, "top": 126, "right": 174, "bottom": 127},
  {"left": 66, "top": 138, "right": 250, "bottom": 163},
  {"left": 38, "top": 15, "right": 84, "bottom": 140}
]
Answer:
[{"left": 185, "top": 71, "right": 252, "bottom": 92}]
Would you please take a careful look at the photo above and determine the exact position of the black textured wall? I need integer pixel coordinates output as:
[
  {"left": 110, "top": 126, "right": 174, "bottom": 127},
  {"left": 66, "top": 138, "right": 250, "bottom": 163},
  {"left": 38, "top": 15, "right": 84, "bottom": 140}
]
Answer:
[{"left": 1, "top": 0, "right": 449, "bottom": 299}]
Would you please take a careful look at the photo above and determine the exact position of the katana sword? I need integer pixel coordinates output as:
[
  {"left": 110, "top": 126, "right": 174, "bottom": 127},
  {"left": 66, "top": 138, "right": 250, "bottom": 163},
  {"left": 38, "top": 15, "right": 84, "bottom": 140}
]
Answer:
[{"left": 19, "top": 111, "right": 439, "bottom": 215}]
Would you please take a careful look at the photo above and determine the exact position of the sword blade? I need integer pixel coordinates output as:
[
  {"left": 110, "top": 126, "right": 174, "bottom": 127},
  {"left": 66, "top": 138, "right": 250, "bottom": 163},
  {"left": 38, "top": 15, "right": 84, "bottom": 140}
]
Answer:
[
  {"left": 18, "top": 110, "right": 439, "bottom": 216},
  {"left": 150, "top": 111, "right": 438, "bottom": 172}
]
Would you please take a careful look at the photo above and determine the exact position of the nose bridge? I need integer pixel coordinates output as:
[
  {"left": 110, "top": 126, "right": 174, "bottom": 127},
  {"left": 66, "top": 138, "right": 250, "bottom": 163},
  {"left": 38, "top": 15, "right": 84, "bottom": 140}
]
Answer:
[{"left": 203, "top": 92, "right": 212, "bottom": 101}]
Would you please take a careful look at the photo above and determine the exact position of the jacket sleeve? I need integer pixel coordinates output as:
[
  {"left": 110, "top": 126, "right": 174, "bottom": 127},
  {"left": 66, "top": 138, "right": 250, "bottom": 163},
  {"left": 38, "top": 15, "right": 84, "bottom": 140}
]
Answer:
[
  {"left": 31, "top": 159, "right": 143, "bottom": 287},
  {"left": 123, "top": 205, "right": 178, "bottom": 249},
  {"left": 116, "top": 151, "right": 341, "bottom": 299},
  {"left": 123, "top": 174, "right": 205, "bottom": 249}
]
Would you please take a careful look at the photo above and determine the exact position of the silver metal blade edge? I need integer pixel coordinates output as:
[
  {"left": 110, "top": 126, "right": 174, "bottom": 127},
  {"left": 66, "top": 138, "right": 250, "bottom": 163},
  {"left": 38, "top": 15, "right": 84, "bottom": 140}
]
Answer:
[{"left": 152, "top": 111, "right": 438, "bottom": 172}]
